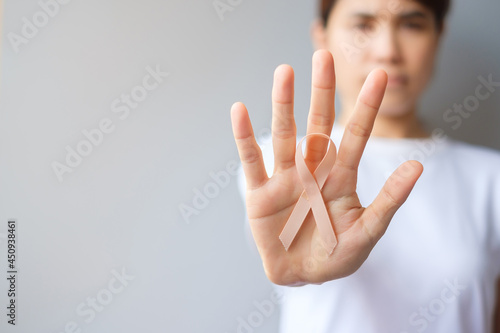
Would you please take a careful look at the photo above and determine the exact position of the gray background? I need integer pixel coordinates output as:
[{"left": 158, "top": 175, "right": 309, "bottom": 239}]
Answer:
[{"left": 0, "top": 0, "right": 498, "bottom": 332}]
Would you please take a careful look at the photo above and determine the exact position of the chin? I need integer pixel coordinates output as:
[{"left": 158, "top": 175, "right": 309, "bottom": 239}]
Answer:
[{"left": 377, "top": 95, "right": 415, "bottom": 118}]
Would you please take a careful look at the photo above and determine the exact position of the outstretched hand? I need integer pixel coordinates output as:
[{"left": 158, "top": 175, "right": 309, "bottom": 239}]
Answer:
[{"left": 230, "top": 50, "right": 423, "bottom": 286}]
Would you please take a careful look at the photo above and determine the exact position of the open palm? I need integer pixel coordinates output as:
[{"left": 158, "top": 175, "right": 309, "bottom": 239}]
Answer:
[{"left": 230, "top": 50, "right": 423, "bottom": 286}]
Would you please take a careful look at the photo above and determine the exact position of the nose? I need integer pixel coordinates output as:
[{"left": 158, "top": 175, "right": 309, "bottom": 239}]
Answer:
[{"left": 370, "top": 25, "right": 402, "bottom": 65}]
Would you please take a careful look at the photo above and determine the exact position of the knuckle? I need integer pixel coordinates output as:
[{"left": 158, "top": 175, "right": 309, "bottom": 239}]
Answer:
[
  {"left": 358, "top": 96, "right": 379, "bottom": 113},
  {"left": 348, "top": 122, "right": 371, "bottom": 139},
  {"left": 305, "top": 145, "right": 327, "bottom": 161},
  {"left": 335, "top": 158, "right": 357, "bottom": 172},
  {"left": 382, "top": 186, "right": 401, "bottom": 207},
  {"left": 272, "top": 127, "right": 296, "bottom": 140},
  {"left": 385, "top": 175, "right": 406, "bottom": 206},
  {"left": 237, "top": 140, "right": 262, "bottom": 165},
  {"left": 308, "top": 111, "right": 333, "bottom": 128},
  {"left": 273, "top": 111, "right": 296, "bottom": 140}
]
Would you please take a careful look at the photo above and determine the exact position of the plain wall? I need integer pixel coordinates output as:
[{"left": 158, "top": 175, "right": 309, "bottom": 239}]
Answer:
[{"left": 0, "top": 0, "right": 498, "bottom": 332}]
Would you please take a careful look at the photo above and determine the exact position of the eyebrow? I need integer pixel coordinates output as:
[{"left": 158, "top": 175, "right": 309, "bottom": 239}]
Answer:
[{"left": 349, "top": 10, "right": 430, "bottom": 20}]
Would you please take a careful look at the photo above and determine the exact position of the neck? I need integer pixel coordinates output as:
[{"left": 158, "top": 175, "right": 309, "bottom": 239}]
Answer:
[{"left": 337, "top": 104, "right": 430, "bottom": 139}]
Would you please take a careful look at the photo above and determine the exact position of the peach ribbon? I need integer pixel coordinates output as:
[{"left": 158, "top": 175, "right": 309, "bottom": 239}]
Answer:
[{"left": 279, "top": 133, "right": 338, "bottom": 255}]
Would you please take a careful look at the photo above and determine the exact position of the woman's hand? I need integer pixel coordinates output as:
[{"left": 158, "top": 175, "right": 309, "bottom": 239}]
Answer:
[{"left": 230, "top": 49, "right": 423, "bottom": 286}]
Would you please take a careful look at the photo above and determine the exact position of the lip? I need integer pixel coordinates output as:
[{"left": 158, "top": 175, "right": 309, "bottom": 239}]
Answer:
[{"left": 386, "top": 75, "right": 408, "bottom": 87}]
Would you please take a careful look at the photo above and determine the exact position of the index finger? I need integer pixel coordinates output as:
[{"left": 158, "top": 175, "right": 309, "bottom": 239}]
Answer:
[{"left": 335, "top": 69, "right": 388, "bottom": 192}]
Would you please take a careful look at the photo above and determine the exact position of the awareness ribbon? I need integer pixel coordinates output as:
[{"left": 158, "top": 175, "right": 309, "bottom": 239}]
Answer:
[{"left": 279, "top": 133, "right": 338, "bottom": 255}]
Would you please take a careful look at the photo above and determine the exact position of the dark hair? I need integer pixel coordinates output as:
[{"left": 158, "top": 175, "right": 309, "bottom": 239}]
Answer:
[{"left": 320, "top": 0, "right": 450, "bottom": 31}]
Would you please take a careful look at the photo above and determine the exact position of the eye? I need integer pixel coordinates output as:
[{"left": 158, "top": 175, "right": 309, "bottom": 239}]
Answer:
[
  {"left": 401, "top": 21, "right": 425, "bottom": 30},
  {"left": 354, "top": 22, "right": 373, "bottom": 32},
  {"left": 355, "top": 23, "right": 368, "bottom": 30}
]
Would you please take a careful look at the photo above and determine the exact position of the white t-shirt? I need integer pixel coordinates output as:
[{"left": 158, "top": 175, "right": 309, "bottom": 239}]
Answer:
[{"left": 237, "top": 125, "right": 500, "bottom": 333}]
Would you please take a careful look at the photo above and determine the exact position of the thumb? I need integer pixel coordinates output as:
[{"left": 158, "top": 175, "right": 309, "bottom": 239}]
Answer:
[{"left": 360, "top": 160, "right": 423, "bottom": 244}]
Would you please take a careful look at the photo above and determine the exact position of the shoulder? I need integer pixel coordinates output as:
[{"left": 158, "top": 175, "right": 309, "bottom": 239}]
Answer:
[
  {"left": 445, "top": 139, "right": 500, "bottom": 175},
  {"left": 432, "top": 139, "right": 500, "bottom": 270}
]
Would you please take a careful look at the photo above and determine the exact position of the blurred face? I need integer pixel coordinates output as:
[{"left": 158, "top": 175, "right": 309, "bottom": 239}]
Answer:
[{"left": 324, "top": 0, "right": 442, "bottom": 116}]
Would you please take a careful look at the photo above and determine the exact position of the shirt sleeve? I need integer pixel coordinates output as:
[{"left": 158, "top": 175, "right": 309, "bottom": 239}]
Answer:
[{"left": 491, "top": 169, "right": 500, "bottom": 278}]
